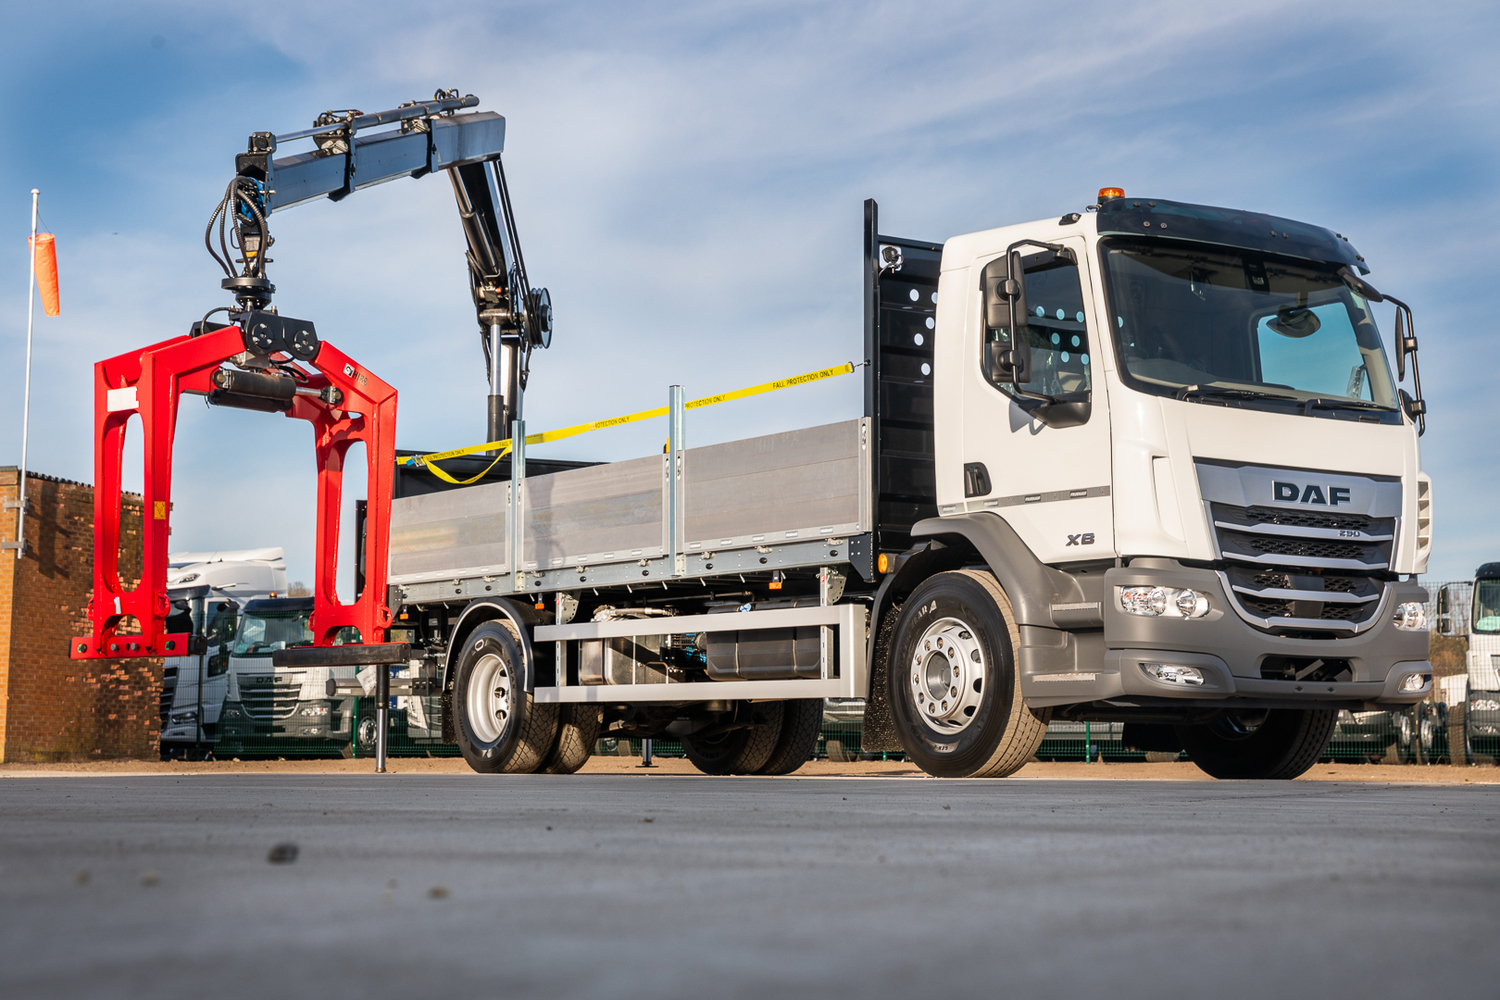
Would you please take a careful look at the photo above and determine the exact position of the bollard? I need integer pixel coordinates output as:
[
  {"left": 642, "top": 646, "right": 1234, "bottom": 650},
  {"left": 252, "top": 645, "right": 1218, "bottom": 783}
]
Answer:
[
  {"left": 375, "top": 665, "right": 389, "bottom": 773},
  {"left": 639, "top": 738, "right": 657, "bottom": 768}
]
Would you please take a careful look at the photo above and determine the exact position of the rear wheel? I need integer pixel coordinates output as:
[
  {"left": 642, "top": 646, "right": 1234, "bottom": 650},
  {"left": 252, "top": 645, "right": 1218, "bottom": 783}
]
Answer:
[
  {"left": 683, "top": 702, "right": 783, "bottom": 775},
  {"left": 887, "top": 569, "right": 1049, "bottom": 778},
  {"left": 756, "top": 699, "right": 823, "bottom": 775},
  {"left": 1176, "top": 709, "right": 1336, "bottom": 779},
  {"left": 540, "top": 704, "right": 602, "bottom": 775},
  {"left": 453, "top": 621, "right": 559, "bottom": 773}
]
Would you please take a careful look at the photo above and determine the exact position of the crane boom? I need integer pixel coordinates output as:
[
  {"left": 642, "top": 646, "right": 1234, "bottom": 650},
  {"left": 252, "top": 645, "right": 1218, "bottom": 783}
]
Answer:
[{"left": 214, "top": 89, "right": 549, "bottom": 436}]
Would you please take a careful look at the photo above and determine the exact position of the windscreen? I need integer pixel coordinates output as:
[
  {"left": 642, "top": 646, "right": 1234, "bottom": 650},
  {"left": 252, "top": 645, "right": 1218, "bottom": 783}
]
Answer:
[
  {"left": 232, "top": 608, "right": 313, "bottom": 657},
  {"left": 1100, "top": 239, "right": 1398, "bottom": 410},
  {"left": 1475, "top": 580, "right": 1500, "bottom": 635}
]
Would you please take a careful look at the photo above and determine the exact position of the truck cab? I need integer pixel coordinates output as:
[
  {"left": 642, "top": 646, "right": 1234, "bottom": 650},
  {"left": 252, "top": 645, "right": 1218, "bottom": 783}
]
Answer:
[
  {"left": 158, "top": 548, "right": 287, "bottom": 758},
  {"left": 1436, "top": 563, "right": 1500, "bottom": 761},
  {"left": 920, "top": 194, "right": 1432, "bottom": 714}
]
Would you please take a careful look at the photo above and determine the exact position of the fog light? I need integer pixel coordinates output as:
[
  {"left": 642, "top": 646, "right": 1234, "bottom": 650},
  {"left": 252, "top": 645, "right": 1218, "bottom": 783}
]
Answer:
[
  {"left": 1392, "top": 602, "right": 1428, "bottom": 631},
  {"left": 1399, "top": 672, "right": 1431, "bottom": 693},
  {"left": 1142, "top": 662, "right": 1205, "bottom": 686}
]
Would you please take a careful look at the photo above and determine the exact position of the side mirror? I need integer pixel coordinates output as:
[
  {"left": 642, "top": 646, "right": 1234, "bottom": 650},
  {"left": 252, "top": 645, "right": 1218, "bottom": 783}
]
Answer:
[
  {"left": 983, "top": 250, "right": 1027, "bottom": 329},
  {"left": 982, "top": 251, "right": 1031, "bottom": 383}
]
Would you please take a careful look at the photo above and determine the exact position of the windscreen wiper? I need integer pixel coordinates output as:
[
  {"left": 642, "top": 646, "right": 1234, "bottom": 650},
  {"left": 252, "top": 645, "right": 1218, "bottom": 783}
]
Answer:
[
  {"left": 1301, "top": 397, "right": 1397, "bottom": 414},
  {"left": 1175, "top": 385, "right": 1299, "bottom": 403}
]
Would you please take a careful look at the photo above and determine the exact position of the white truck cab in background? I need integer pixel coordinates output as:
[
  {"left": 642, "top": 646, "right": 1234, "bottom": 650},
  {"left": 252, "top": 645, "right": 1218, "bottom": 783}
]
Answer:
[
  {"left": 1436, "top": 564, "right": 1500, "bottom": 762},
  {"left": 158, "top": 548, "right": 286, "bottom": 758}
]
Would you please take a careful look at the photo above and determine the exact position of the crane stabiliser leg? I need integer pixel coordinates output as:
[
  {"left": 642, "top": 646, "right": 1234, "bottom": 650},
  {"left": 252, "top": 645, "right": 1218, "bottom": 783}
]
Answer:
[{"left": 70, "top": 320, "right": 399, "bottom": 660}]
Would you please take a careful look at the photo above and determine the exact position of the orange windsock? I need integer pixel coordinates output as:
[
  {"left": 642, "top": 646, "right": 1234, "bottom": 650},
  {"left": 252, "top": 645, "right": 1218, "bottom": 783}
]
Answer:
[{"left": 30, "top": 233, "right": 58, "bottom": 316}]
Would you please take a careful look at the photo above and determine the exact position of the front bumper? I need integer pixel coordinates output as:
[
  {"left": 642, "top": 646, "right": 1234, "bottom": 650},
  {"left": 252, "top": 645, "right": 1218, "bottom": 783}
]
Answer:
[{"left": 1020, "top": 561, "right": 1431, "bottom": 709}]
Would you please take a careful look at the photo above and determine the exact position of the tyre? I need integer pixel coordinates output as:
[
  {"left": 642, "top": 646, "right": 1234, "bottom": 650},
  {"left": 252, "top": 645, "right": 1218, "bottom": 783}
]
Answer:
[
  {"left": 1396, "top": 709, "right": 1416, "bottom": 764},
  {"left": 1176, "top": 709, "right": 1337, "bottom": 779},
  {"left": 887, "top": 569, "right": 1049, "bottom": 778},
  {"left": 1417, "top": 703, "right": 1439, "bottom": 764},
  {"left": 683, "top": 702, "right": 783, "bottom": 775},
  {"left": 453, "top": 621, "right": 560, "bottom": 773},
  {"left": 756, "top": 699, "right": 823, "bottom": 775},
  {"left": 1448, "top": 704, "right": 1472, "bottom": 766},
  {"left": 540, "top": 704, "right": 602, "bottom": 775}
]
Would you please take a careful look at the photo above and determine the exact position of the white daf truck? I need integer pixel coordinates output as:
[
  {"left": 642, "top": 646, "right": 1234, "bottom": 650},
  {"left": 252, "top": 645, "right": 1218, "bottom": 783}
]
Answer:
[
  {"left": 377, "top": 192, "right": 1434, "bottom": 780},
  {"left": 1436, "top": 562, "right": 1500, "bottom": 762},
  {"left": 158, "top": 547, "right": 286, "bottom": 757}
]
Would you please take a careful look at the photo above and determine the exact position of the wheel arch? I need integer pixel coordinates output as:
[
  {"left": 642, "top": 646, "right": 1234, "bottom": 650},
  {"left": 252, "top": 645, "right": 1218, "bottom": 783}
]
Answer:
[{"left": 443, "top": 597, "right": 546, "bottom": 696}]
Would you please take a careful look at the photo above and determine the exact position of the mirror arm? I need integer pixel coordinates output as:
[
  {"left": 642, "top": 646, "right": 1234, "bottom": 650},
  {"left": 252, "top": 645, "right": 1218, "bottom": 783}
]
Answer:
[
  {"left": 1384, "top": 294, "right": 1425, "bottom": 435},
  {"left": 1004, "top": 287, "right": 1057, "bottom": 405}
]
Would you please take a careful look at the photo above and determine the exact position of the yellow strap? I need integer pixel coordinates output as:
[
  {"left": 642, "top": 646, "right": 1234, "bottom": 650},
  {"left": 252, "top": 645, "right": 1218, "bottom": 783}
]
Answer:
[
  {"left": 422, "top": 441, "right": 512, "bottom": 486},
  {"left": 408, "top": 362, "right": 854, "bottom": 476}
]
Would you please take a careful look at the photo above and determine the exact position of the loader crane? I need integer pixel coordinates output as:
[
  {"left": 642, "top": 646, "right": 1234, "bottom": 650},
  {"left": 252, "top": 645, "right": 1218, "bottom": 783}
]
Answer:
[{"left": 71, "top": 89, "right": 548, "bottom": 675}]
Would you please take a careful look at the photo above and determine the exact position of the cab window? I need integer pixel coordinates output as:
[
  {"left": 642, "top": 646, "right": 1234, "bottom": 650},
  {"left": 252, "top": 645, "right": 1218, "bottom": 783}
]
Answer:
[{"left": 984, "top": 253, "right": 1092, "bottom": 402}]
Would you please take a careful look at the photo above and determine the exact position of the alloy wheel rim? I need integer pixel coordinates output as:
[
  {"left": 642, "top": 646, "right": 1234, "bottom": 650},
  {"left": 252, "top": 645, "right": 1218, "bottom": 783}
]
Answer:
[{"left": 908, "top": 616, "right": 985, "bottom": 734}]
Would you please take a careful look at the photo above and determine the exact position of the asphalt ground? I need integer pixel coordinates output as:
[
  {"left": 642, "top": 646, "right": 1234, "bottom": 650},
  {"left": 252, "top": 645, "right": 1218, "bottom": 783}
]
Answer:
[{"left": 2, "top": 773, "right": 1497, "bottom": 999}]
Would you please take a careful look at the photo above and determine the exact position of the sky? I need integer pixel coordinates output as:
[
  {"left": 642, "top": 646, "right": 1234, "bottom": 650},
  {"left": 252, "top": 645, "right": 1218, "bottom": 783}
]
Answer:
[{"left": 1, "top": 0, "right": 1496, "bottom": 590}]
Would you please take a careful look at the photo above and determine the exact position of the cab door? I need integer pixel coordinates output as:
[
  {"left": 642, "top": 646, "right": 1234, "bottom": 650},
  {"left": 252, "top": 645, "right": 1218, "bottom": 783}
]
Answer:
[{"left": 958, "top": 236, "right": 1114, "bottom": 563}]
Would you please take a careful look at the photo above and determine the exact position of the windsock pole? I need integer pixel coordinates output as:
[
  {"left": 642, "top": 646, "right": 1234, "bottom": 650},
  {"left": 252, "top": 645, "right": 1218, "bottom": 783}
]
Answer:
[{"left": 14, "top": 189, "right": 38, "bottom": 559}]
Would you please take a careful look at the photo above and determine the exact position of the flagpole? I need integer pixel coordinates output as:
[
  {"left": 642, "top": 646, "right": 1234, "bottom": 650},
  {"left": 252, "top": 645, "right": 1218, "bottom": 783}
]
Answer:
[{"left": 14, "top": 189, "right": 38, "bottom": 559}]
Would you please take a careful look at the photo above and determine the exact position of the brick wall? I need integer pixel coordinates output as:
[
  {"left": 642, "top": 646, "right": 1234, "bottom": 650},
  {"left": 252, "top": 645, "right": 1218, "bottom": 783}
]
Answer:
[{"left": 0, "top": 467, "right": 160, "bottom": 762}]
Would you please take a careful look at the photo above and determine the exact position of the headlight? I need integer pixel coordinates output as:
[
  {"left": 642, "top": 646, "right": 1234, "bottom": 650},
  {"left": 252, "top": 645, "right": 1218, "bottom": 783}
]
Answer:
[
  {"left": 299, "top": 704, "right": 330, "bottom": 718},
  {"left": 1119, "top": 586, "right": 1210, "bottom": 619},
  {"left": 168, "top": 710, "right": 198, "bottom": 725},
  {"left": 1471, "top": 698, "right": 1500, "bottom": 713},
  {"left": 221, "top": 704, "right": 246, "bottom": 720},
  {"left": 1392, "top": 602, "right": 1428, "bottom": 631}
]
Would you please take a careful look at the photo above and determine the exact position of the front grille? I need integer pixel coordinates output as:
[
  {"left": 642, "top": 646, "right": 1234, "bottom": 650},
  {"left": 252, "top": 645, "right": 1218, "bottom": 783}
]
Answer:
[
  {"left": 1214, "top": 499, "right": 1392, "bottom": 633},
  {"left": 1247, "top": 536, "right": 1367, "bottom": 560},
  {"left": 239, "top": 677, "right": 301, "bottom": 721},
  {"left": 1220, "top": 505, "right": 1383, "bottom": 533}
]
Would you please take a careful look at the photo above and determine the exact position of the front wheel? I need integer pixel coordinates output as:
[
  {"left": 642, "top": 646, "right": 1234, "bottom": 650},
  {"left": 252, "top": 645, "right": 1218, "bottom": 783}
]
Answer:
[
  {"left": 453, "top": 621, "right": 559, "bottom": 773},
  {"left": 1176, "top": 709, "right": 1337, "bottom": 779},
  {"left": 887, "top": 569, "right": 1049, "bottom": 778}
]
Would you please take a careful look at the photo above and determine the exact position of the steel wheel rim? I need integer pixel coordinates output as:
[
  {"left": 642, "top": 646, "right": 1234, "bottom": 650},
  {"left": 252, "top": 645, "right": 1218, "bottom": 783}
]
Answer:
[
  {"left": 467, "top": 651, "right": 512, "bottom": 744},
  {"left": 909, "top": 616, "right": 985, "bottom": 734}
]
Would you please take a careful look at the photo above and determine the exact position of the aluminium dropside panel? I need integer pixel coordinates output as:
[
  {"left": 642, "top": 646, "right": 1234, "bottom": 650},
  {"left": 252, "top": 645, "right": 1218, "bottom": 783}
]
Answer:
[{"left": 386, "top": 418, "right": 871, "bottom": 588}]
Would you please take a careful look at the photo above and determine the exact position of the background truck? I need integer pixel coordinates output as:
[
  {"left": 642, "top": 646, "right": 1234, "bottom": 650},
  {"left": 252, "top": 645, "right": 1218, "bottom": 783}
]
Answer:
[
  {"left": 158, "top": 547, "right": 286, "bottom": 758},
  {"left": 75, "top": 94, "right": 1435, "bottom": 780},
  {"left": 1435, "top": 562, "right": 1500, "bottom": 763}
]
